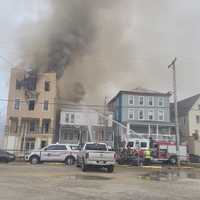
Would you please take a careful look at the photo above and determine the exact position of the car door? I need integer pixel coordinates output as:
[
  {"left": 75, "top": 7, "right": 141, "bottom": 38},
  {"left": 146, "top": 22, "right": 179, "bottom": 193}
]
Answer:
[{"left": 40, "top": 145, "right": 56, "bottom": 161}]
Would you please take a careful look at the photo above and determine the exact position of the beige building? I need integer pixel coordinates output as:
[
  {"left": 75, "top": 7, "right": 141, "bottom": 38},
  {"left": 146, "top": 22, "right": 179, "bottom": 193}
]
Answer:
[{"left": 4, "top": 68, "right": 57, "bottom": 153}]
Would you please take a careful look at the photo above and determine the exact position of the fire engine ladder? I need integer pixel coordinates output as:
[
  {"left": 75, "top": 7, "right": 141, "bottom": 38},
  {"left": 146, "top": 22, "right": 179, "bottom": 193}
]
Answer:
[{"left": 95, "top": 112, "right": 146, "bottom": 144}]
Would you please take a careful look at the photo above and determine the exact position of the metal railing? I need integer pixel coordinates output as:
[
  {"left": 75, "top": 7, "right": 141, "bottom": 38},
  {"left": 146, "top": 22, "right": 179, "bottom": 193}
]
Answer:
[{"left": 4, "top": 126, "right": 55, "bottom": 136}]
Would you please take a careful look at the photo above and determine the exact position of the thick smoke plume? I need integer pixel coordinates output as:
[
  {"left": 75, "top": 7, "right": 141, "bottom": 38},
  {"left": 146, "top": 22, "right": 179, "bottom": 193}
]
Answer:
[
  {"left": 19, "top": 0, "right": 98, "bottom": 102},
  {"left": 19, "top": 0, "right": 179, "bottom": 104}
]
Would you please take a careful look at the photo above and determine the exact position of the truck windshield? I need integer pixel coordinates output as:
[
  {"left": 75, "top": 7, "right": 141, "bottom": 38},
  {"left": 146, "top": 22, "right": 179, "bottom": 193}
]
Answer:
[{"left": 85, "top": 144, "right": 107, "bottom": 151}]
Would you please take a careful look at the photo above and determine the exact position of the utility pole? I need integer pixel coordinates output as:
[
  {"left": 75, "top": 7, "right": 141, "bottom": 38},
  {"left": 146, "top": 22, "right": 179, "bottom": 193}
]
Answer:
[{"left": 168, "top": 57, "right": 180, "bottom": 167}]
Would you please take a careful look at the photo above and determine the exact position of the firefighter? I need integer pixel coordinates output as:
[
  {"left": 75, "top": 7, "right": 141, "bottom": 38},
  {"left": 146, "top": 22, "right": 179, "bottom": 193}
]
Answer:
[{"left": 144, "top": 148, "right": 152, "bottom": 165}]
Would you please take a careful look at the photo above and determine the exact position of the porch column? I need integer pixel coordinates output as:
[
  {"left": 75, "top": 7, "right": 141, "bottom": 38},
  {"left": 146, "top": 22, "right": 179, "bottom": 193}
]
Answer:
[
  {"left": 127, "top": 123, "right": 130, "bottom": 138},
  {"left": 148, "top": 124, "right": 151, "bottom": 137},
  {"left": 156, "top": 124, "right": 159, "bottom": 140},
  {"left": 168, "top": 127, "right": 171, "bottom": 136}
]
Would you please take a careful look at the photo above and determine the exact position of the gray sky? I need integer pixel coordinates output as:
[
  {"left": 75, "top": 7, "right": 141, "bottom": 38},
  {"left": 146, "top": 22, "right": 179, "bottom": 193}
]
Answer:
[{"left": 0, "top": 0, "right": 200, "bottom": 121}]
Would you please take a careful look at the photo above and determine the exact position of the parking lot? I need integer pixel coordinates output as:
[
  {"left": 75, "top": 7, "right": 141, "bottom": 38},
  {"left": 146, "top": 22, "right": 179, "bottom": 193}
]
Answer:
[{"left": 0, "top": 163, "right": 200, "bottom": 200}]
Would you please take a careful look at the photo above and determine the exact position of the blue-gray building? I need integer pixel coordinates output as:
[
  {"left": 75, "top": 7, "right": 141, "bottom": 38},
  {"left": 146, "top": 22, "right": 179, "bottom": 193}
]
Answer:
[{"left": 108, "top": 88, "right": 175, "bottom": 141}]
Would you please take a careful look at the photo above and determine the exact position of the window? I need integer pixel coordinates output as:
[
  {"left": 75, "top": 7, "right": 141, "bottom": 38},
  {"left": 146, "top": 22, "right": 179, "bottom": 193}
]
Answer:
[
  {"left": 85, "top": 143, "right": 107, "bottom": 151},
  {"left": 196, "top": 115, "right": 200, "bottom": 124},
  {"left": 128, "top": 95, "right": 134, "bottom": 105},
  {"left": 30, "top": 121, "right": 36, "bottom": 132},
  {"left": 46, "top": 145, "right": 67, "bottom": 150},
  {"left": 28, "top": 100, "right": 35, "bottom": 111},
  {"left": 14, "top": 99, "right": 20, "bottom": 110},
  {"left": 148, "top": 96, "right": 154, "bottom": 106},
  {"left": 42, "top": 120, "right": 50, "bottom": 133},
  {"left": 71, "top": 113, "right": 75, "bottom": 123},
  {"left": 43, "top": 100, "right": 48, "bottom": 111},
  {"left": 44, "top": 81, "right": 50, "bottom": 91},
  {"left": 158, "top": 97, "right": 164, "bottom": 107},
  {"left": 65, "top": 113, "right": 75, "bottom": 124},
  {"left": 148, "top": 110, "right": 154, "bottom": 120},
  {"left": 139, "top": 96, "right": 144, "bottom": 105},
  {"left": 16, "top": 80, "right": 21, "bottom": 90},
  {"left": 65, "top": 113, "right": 69, "bottom": 123},
  {"left": 128, "top": 108, "right": 134, "bottom": 120},
  {"left": 41, "top": 141, "right": 47, "bottom": 148},
  {"left": 139, "top": 110, "right": 144, "bottom": 120},
  {"left": 127, "top": 142, "right": 134, "bottom": 148},
  {"left": 140, "top": 142, "right": 147, "bottom": 148},
  {"left": 158, "top": 110, "right": 164, "bottom": 121}
]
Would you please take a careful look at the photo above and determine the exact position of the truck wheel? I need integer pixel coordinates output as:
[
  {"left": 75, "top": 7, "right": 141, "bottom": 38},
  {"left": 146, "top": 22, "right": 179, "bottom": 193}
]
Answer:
[
  {"left": 81, "top": 160, "right": 87, "bottom": 172},
  {"left": 1, "top": 157, "right": 8, "bottom": 163},
  {"left": 169, "top": 156, "right": 177, "bottom": 165},
  {"left": 30, "top": 156, "right": 40, "bottom": 165},
  {"left": 107, "top": 165, "right": 114, "bottom": 173},
  {"left": 76, "top": 159, "right": 80, "bottom": 167},
  {"left": 65, "top": 156, "right": 75, "bottom": 166}
]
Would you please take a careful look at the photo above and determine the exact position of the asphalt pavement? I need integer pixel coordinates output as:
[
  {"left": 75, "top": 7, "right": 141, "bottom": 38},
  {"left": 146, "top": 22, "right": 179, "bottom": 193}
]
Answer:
[{"left": 0, "top": 162, "right": 200, "bottom": 200}]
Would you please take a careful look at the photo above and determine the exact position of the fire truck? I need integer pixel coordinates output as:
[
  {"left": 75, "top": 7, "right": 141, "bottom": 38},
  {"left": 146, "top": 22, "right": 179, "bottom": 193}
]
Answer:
[{"left": 126, "top": 138, "right": 188, "bottom": 164}]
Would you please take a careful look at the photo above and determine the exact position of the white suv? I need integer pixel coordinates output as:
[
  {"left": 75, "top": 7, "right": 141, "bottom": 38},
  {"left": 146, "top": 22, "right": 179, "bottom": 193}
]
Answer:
[{"left": 25, "top": 144, "right": 80, "bottom": 165}]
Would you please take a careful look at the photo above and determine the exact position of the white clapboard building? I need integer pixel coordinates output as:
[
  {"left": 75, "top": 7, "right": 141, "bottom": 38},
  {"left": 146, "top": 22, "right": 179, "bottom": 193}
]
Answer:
[{"left": 59, "top": 107, "right": 113, "bottom": 146}]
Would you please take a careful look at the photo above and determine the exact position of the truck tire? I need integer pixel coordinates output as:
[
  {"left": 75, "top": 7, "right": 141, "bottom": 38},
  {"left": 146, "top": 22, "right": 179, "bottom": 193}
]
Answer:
[
  {"left": 81, "top": 160, "right": 87, "bottom": 172},
  {"left": 107, "top": 165, "right": 114, "bottom": 173},
  {"left": 169, "top": 156, "right": 177, "bottom": 165},
  {"left": 65, "top": 156, "right": 75, "bottom": 166},
  {"left": 30, "top": 156, "right": 40, "bottom": 165}
]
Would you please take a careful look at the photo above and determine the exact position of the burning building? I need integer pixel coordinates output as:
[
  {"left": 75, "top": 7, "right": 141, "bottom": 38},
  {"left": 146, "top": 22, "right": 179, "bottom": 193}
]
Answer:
[{"left": 3, "top": 68, "right": 57, "bottom": 153}]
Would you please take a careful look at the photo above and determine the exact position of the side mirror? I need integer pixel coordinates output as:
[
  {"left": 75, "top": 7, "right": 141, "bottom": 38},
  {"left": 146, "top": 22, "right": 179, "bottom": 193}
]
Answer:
[{"left": 44, "top": 148, "right": 47, "bottom": 151}]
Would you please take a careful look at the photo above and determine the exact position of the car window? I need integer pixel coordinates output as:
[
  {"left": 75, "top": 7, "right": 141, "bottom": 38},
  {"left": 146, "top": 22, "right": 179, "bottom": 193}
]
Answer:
[
  {"left": 0, "top": 149, "right": 6, "bottom": 154},
  {"left": 70, "top": 145, "right": 80, "bottom": 150},
  {"left": 46, "top": 145, "right": 67, "bottom": 150},
  {"left": 85, "top": 144, "right": 107, "bottom": 151}
]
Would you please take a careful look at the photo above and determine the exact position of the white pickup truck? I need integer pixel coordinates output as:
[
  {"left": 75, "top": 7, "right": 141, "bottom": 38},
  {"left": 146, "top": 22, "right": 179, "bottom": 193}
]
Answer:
[
  {"left": 25, "top": 144, "right": 80, "bottom": 165},
  {"left": 77, "top": 142, "right": 116, "bottom": 173}
]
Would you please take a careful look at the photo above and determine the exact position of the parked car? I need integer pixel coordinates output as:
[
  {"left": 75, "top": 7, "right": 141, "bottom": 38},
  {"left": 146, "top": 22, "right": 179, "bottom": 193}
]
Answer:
[
  {"left": 76, "top": 142, "right": 116, "bottom": 173},
  {"left": 0, "top": 149, "right": 15, "bottom": 163},
  {"left": 25, "top": 144, "right": 80, "bottom": 165}
]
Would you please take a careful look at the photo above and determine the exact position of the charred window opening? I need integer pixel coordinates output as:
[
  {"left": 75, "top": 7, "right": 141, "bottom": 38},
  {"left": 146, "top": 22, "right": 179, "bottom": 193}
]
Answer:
[
  {"left": 16, "top": 80, "right": 21, "bottom": 90},
  {"left": 28, "top": 100, "right": 35, "bottom": 111},
  {"left": 44, "top": 81, "right": 50, "bottom": 91},
  {"left": 23, "top": 74, "right": 37, "bottom": 91}
]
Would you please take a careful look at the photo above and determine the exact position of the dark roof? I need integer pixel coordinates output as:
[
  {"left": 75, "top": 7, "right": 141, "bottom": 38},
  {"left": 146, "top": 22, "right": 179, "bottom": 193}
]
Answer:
[
  {"left": 108, "top": 87, "right": 171, "bottom": 104},
  {"left": 177, "top": 94, "right": 200, "bottom": 116}
]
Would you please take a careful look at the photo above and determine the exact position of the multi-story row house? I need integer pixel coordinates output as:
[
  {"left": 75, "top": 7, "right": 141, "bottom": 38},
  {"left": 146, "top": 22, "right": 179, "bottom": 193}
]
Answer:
[
  {"left": 3, "top": 68, "right": 57, "bottom": 152},
  {"left": 108, "top": 88, "right": 175, "bottom": 141}
]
